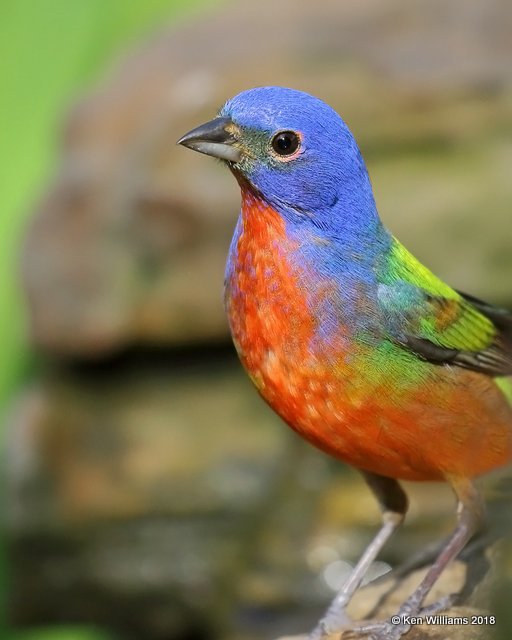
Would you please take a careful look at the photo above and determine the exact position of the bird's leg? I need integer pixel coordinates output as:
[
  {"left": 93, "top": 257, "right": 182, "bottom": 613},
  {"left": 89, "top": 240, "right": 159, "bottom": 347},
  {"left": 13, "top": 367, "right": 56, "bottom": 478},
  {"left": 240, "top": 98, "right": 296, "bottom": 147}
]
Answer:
[
  {"left": 310, "top": 473, "right": 408, "bottom": 639},
  {"left": 398, "top": 479, "right": 483, "bottom": 616},
  {"left": 344, "top": 477, "right": 485, "bottom": 640}
]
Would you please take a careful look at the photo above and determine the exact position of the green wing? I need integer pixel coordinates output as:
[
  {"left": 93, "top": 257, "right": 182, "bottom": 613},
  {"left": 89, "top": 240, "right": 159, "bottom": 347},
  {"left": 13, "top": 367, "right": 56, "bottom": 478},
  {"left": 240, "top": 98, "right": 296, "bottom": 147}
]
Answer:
[{"left": 378, "top": 239, "right": 512, "bottom": 377}]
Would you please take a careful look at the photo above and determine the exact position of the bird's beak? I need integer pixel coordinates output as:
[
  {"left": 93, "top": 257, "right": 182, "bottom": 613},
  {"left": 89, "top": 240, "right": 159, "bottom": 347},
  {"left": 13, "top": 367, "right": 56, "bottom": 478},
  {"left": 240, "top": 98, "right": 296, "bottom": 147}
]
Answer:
[{"left": 177, "top": 116, "right": 243, "bottom": 163}]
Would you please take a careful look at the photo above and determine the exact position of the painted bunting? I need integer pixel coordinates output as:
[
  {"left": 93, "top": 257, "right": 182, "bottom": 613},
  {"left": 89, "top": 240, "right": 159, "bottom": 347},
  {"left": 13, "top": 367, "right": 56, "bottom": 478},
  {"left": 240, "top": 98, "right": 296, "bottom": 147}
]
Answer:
[{"left": 178, "top": 87, "right": 512, "bottom": 639}]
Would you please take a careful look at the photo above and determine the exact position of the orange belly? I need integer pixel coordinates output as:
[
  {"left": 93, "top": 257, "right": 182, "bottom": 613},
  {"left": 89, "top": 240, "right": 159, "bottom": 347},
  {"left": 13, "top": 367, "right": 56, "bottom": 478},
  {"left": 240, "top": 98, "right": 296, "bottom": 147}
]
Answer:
[{"left": 225, "top": 190, "right": 512, "bottom": 482}]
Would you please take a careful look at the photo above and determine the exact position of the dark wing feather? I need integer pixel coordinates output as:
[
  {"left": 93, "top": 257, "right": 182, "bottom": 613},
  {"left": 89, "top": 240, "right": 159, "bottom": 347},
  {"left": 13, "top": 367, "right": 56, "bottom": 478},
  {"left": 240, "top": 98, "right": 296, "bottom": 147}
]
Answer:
[
  {"left": 456, "top": 290, "right": 512, "bottom": 343},
  {"left": 378, "top": 239, "right": 512, "bottom": 377},
  {"left": 404, "top": 293, "right": 512, "bottom": 376},
  {"left": 378, "top": 281, "right": 512, "bottom": 377}
]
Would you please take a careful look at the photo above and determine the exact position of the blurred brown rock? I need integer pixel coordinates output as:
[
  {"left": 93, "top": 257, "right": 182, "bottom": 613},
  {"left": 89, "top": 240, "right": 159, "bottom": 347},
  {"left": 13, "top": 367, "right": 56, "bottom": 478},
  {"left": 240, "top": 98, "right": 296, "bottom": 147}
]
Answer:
[
  {"left": 8, "top": 353, "right": 511, "bottom": 638},
  {"left": 6, "top": 352, "right": 340, "bottom": 638},
  {"left": 277, "top": 538, "right": 507, "bottom": 640},
  {"left": 22, "top": 0, "right": 512, "bottom": 356}
]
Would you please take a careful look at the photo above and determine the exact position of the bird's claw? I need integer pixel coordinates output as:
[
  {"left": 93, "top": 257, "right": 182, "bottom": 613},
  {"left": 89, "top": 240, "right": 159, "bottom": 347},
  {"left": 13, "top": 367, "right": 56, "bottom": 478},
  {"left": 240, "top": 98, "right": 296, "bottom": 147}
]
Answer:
[
  {"left": 340, "top": 618, "right": 409, "bottom": 640},
  {"left": 308, "top": 601, "right": 353, "bottom": 639},
  {"left": 336, "top": 594, "right": 456, "bottom": 640}
]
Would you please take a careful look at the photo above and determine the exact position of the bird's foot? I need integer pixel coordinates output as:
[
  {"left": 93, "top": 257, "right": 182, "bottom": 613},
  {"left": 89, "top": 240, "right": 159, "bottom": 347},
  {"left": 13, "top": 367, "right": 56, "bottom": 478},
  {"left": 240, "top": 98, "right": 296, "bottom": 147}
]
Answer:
[
  {"left": 339, "top": 594, "right": 455, "bottom": 640},
  {"left": 308, "top": 606, "right": 352, "bottom": 639}
]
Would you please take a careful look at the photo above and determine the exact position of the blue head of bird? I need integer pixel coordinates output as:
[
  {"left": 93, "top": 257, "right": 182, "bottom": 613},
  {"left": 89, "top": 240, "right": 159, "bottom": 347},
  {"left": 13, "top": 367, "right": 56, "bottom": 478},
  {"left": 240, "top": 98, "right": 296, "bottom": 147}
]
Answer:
[{"left": 178, "top": 86, "right": 384, "bottom": 246}]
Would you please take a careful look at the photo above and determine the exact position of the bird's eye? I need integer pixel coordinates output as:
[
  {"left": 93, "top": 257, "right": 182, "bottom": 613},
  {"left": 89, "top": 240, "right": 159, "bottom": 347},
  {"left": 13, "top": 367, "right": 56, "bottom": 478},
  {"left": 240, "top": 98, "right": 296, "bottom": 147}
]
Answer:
[{"left": 271, "top": 130, "right": 301, "bottom": 157}]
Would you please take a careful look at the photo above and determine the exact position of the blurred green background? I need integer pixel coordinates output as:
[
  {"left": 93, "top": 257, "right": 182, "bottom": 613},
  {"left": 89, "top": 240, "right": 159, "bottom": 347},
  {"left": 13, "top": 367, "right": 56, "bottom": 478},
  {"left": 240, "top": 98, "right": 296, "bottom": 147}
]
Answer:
[
  {"left": 0, "top": 0, "right": 216, "bottom": 407},
  {"left": 2, "top": 3, "right": 216, "bottom": 639},
  {"left": 2, "top": 1, "right": 511, "bottom": 639}
]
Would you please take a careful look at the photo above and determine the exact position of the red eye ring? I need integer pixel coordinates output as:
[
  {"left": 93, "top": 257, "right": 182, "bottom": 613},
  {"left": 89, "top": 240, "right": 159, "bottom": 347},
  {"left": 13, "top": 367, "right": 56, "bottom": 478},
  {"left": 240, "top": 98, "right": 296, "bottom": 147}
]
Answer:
[{"left": 271, "top": 130, "right": 301, "bottom": 158}]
